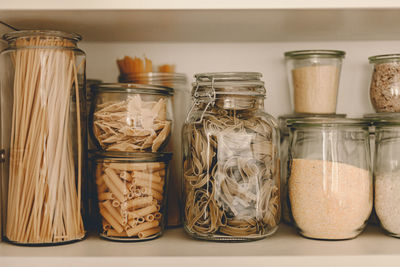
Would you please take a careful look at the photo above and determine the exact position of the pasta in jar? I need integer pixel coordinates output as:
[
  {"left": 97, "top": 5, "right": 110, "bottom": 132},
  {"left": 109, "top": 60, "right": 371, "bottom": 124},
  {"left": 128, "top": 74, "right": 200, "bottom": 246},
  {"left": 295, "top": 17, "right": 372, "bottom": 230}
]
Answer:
[
  {"left": 92, "top": 152, "right": 171, "bottom": 241},
  {"left": 182, "top": 72, "right": 280, "bottom": 241}
]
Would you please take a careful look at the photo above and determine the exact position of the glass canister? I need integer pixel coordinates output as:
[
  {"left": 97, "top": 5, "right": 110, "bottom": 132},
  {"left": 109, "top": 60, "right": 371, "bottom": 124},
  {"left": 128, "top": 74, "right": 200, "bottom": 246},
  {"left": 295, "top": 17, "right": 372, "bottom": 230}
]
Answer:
[
  {"left": 369, "top": 54, "right": 400, "bottom": 112},
  {"left": 284, "top": 50, "right": 345, "bottom": 114},
  {"left": 182, "top": 72, "right": 280, "bottom": 241},
  {"left": 372, "top": 114, "right": 400, "bottom": 237},
  {"left": 89, "top": 83, "right": 173, "bottom": 152},
  {"left": 288, "top": 118, "right": 372, "bottom": 240},
  {"left": 0, "top": 30, "right": 87, "bottom": 245},
  {"left": 118, "top": 72, "right": 189, "bottom": 227},
  {"left": 278, "top": 114, "right": 346, "bottom": 225},
  {"left": 92, "top": 152, "right": 171, "bottom": 241}
]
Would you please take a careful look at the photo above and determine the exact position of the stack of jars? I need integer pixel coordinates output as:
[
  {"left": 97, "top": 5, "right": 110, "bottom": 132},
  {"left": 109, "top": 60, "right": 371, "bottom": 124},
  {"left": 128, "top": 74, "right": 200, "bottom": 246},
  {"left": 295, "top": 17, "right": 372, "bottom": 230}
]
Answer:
[
  {"left": 89, "top": 83, "right": 175, "bottom": 241},
  {"left": 181, "top": 72, "right": 281, "bottom": 241},
  {"left": 365, "top": 54, "right": 400, "bottom": 238},
  {"left": 283, "top": 50, "right": 374, "bottom": 240}
]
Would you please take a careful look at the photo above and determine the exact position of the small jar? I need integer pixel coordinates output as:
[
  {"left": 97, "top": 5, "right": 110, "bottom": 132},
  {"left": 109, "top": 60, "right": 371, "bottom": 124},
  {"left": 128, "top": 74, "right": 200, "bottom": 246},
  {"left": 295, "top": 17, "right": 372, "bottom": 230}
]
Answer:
[
  {"left": 285, "top": 50, "right": 345, "bottom": 114},
  {"left": 372, "top": 114, "right": 400, "bottom": 237},
  {"left": 92, "top": 151, "right": 171, "bottom": 241},
  {"left": 0, "top": 30, "right": 87, "bottom": 245},
  {"left": 369, "top": 54, "right": 400, "bottom": 112},
  {"left": 288, "top": 118, "right": 372, "bottom": 240},
  {"left": 89, "top": 83, "right": 173, "bottom": 152},
  {"left": 278, "top": 114, "right": 346, "bottom": 225},
  {"left": 118, "top": 72, "right": 189, "bottom": 227},
  {"left": 182, "top": 72, "right": 280, "bottom": 241}
]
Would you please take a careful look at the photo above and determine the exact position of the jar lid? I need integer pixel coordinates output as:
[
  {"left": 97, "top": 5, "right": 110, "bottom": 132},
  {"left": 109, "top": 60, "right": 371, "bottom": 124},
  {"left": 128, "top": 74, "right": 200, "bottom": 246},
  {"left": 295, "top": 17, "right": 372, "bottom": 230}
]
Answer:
[
  {"left": 284, "top": 50, "right": 346, "bottom": 59},
  {"left": 3, "top": 30, "right": 82, "bottom": 42},
  {"left": 119, "top": 72, "right": 187, "bottom": 84},
  {"left": 91, "top": 83, "right": 174, "bottom": 96},
  {"left": 192, "top": 72, "right": 265, "bottom": 97},
  {"left": 364, "top": 112, "right": 400, "bottom": 125},
  {"left": 279, "top": 114, "right": 347, "bottom": 133},
  {"left": 368, "top": 54, "right": 400, "bottom": 64},
  {"left": 90, "top": 151, "right": 172, "bottom": 162},
  {"left": 287, "top": 117, "right": 370, "bottom": 128}
]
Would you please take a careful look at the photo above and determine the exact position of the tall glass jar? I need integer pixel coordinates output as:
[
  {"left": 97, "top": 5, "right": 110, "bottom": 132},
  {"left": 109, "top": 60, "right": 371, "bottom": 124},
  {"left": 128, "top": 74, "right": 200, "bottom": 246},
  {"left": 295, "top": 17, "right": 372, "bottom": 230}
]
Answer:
[
  {"left": 119, "top": 72, "right": 189, "bottom": 227},
  {"left": 369, "top": 54, "right": 400, "bottom": 112},
  {"left": 372, "top": 115, "right": 400, "bottom": 237},
  {"left": 91, "top": 151, "right": 172, "bottom": 241},
  {"left": 0, "top": 30, "right": 87, "bottom": 245},
  {"left": 285, "top": 50, "right": 345, "bottom": 114},
  {"left": 182, "top": 72, "right": 280, "bottom": 241},
  {"left": 288, "top": 118, "right": 372, "bottom": 240}
]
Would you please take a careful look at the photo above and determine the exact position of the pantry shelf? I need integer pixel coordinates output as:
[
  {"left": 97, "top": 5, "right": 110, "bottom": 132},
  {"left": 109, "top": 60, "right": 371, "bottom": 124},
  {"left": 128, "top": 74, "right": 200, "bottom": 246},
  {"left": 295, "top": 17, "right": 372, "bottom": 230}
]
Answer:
[
  {"left": 0, "top": 225, "right": 399, "bottom": 266},
  {"left": 1, "top": 9, "right": 400, "bottom": 42}
]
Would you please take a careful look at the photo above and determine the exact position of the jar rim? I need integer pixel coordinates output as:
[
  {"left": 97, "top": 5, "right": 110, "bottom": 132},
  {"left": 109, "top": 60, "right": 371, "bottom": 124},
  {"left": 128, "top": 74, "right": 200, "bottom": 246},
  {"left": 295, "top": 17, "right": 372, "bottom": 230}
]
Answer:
[
  {"left": 287, "top": 117, "right": 370, "bottom": 127},
  {"left": 3, "top": 30, "right": 82, "bottom": 42},
  {"left": 284, "top": 50, "right": 346, "bottom": 59},
  {"left": 91, "top": 83, "right": 174, "bottom": 95},
  {"left": 364, "top": 112, "right": 400, "bottom": 125},
  {"left": 119, "top": 72, "right": 187, "bottom": 82},
  {"left": 195, "top": 72, "right": 262, "bottom": 81},
  {"left": 368, "top": 54, "right": 400, "bottom": 63},
  {"left": 89, "top": 151, "right": 172, "bottom": 162},
  {"left": 279, "top": 113, "right": 346, "bottom": 120}
]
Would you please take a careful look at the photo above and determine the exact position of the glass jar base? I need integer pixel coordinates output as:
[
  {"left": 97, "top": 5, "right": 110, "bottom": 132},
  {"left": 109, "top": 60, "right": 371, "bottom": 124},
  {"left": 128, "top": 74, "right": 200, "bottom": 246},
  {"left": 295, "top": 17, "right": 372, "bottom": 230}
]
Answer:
[
  {"left": 297, "top": 230, "right": 363, "bottom": 241},
  {"left": 4, "top": 233, "right": 87, "bottom": 247},
  {"left": 99, "top": 232, "right": 162, "bottom": 242},
  {"left": 183, "top": 225, "right": 279, "bottom": 242}
]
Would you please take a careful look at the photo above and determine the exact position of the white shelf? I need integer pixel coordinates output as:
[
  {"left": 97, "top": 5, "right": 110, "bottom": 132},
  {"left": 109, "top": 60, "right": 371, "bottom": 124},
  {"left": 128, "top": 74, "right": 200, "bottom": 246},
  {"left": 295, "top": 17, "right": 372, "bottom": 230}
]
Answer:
[
  {"left": 0, "top": 225, "right": 399, "bottom": 266},
  {"left": 0, "top": 9, "right": 400, "bottom": 42}
]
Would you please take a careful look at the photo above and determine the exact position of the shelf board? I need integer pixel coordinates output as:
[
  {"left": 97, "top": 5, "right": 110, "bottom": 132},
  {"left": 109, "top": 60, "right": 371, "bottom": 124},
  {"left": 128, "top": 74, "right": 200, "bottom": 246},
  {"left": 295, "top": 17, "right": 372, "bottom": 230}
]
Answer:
[
  {"left": 1, "top": 9, "right": 400, "bottom": 42},
  {"left": 1, "top": 225, "right": 400, "bottom": 266}
]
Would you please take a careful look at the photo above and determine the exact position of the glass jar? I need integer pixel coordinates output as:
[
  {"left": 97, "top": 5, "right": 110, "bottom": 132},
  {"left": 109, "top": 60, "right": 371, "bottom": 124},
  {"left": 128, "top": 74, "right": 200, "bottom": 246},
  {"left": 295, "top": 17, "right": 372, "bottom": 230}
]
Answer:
[
  {"left": 288, "top": 118, "right": 372, "bottom": 240},
  {"left": 0, "top": 30, "right": 87, "bottom": 245},
  {"left": 278, "top": 114, "right": 346, "bottom": 225},
  {"left": 182, "top": 72, "right": 280, "bottom": 241},
  {"left": 369, "top": 54, "right": 400, "bottom": 112},
  {"left": 285, "top": 50, "right": 345, "bottom": 114},
  {"left": 372, "top": 114, "right": 400, "bottom": 237},
  {"left": 89, "top": 83, "right": 173, "bottom": 152},
  {"left": 92, "top": 151, "right": 171, "bottom": 241},
  {"left": 118, "top": 72, "right": 189, "bottom": 227}
]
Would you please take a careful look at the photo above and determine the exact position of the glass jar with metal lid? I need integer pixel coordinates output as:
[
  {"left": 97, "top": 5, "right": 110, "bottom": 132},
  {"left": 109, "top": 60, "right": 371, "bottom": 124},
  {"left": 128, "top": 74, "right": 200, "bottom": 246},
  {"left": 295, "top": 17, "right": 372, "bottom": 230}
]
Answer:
[
  {"left": 369, "top": 113, "right": 400, "bottom": 237},
  {"left": 91, "top": 151, "right": 172, "bottom": 241},
  {"left": 369, "top": 54, "right": 400, "bottom": 112},
  {"left": 287, "top": 117, "right": 372, "bottom": 240},
  {"left": 182, "top": 72, "right": 280, "bottom": 241},
  {"left": 284, "top": 50, "right": 345, "bottom": 114},
  {"left": 89, "top": 83, "right": 173, "bottom": 153},
  {"left": 278, "top": 114, "right": 346, "bottom": 225}
]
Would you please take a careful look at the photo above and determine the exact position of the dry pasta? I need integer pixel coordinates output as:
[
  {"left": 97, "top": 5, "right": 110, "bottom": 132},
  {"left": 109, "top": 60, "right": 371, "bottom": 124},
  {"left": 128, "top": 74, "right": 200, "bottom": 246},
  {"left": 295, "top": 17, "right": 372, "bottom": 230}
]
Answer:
[
  {"left": 183, "top": 107, "right": 280, "bottom": 239},
  {"left": 95, "top": 161, "right": 166, "bottom": 240},
  {"left": 5, "top": 33, "right": 85, "bottom": 244}
]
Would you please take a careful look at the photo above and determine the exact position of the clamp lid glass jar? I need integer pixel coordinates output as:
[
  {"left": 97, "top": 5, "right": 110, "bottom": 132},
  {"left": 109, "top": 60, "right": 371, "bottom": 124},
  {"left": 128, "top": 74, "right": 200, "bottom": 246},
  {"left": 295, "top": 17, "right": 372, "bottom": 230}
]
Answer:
[
  {"left": 287, "top": 117, "right": 372, "bottom": 240},
  {"left": 369, "top": 54, "right": 400, "bottom": 112},
  {"left": 89, "top": 83, "right": 173, "bottom": 152},
  {"left": 285, "top": 50, "right": 345, "bottom": 114},
  {"left": 182, "top": 72, "right": 280, "bottom": 241},
  {"left": 92, "top": 151, "right": 172, "bottom": 241},
  {"left": 369, "top": 114, "right": 400, "bottom": 237}
]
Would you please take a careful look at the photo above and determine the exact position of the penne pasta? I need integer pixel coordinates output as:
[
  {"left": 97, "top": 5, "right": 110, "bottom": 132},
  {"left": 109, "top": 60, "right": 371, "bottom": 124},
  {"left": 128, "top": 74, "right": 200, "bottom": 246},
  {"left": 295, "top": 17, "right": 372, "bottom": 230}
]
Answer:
[
  {"left": 129, "top": 205, "right": 158, "bottom": 219},
  {"left": 126, "top": 221, "right": 159, "bottom": 237},
  {"left": 138, "top": 227, "right": 161, "bottom": 239},
  {"left": 100, "top": 208, "right": 124, "bottom": 233}
]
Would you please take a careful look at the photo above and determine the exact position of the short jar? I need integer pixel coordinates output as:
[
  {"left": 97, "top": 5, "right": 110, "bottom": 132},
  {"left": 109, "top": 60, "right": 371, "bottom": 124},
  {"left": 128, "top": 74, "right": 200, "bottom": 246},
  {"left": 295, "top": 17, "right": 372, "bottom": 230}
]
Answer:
[
  {"left": 89, "top": 83, "right": 173, "bottom": 152},
  {"left": 284, "top": 50, "right": 345, "bottom": 114},
  {"left": 182, "top": 72, "right": 280, "bottom": 241},
  {"left": 288, "top": 117, "right": 372, "bottom": 240},
  {"left": 369, "top": 54, "right": 400, "bottom": 112},
  {"left": 372, "top": 114, "right": 400, "bottom": 237},
  {"left": 92, "top": 151, "right": 171, "bottom": 241}
]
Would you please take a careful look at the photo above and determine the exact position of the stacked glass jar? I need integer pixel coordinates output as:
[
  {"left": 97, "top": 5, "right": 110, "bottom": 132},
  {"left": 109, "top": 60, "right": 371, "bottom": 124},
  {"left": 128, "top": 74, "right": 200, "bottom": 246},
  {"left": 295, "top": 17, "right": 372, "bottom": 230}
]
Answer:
[
  {"left": 89, "top": 83, "right": 174, "bottom": 241},
  {"left": 182, "top": 72, "right": 281, "bottom": 241},
  {"left": 366, "top": 54, "right": 400, "bottom": 238},
  {"left": 284, "top": 50, "right": 373, "bottom": 240}
]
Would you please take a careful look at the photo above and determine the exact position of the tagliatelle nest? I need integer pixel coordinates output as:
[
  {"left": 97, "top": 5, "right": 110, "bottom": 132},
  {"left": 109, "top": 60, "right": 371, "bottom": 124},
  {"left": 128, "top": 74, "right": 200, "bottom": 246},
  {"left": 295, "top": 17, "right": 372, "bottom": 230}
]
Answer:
[
  {"left": 93, "top": 95, "right": 171, "bottom": 152},
  {"left": 183, "top": 107, "right": 280, "bottom": 238}
]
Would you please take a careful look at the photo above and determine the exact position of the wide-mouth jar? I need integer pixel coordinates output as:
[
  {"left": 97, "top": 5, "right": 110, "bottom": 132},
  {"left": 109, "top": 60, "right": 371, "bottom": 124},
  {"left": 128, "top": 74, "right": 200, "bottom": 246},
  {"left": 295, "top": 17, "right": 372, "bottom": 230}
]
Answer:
[
  {"left": 91, "top": 151, "right": 172, "bottom": 241},
  {"left": 284, "top": 50, "right": 345, "bottom": 114},
  {"left": 287, "top": 117, "right": 372, "bottom": 240},
  {"left": 89, "top": 83, "right": 174, "bottom": 152}
]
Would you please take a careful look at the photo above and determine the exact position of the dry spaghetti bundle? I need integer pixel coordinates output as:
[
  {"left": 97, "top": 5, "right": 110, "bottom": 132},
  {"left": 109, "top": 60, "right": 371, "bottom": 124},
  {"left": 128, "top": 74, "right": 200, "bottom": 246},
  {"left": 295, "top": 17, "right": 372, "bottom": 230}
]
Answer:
[{"left": 5, "top": 33, "right": 85, "bottom": 244}]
